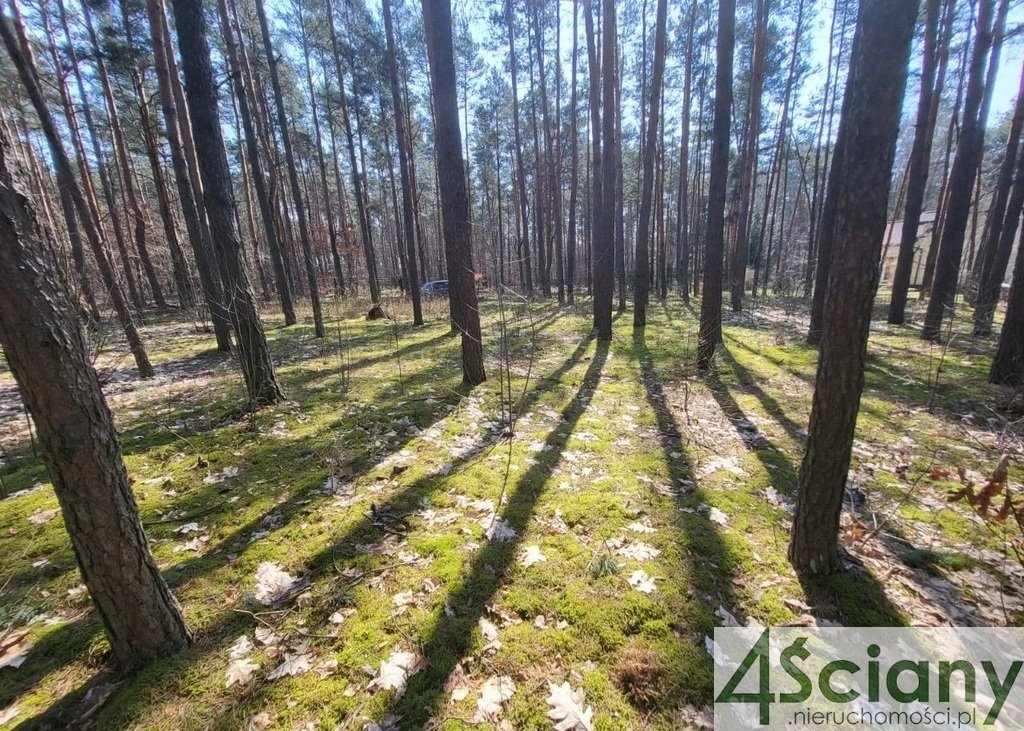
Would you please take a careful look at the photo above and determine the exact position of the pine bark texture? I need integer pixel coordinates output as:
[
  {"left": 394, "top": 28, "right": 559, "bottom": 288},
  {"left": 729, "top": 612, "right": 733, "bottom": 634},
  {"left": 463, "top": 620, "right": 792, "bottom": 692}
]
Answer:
[
  {"left": 789, "top": 0, "right": 918, "bottom": 575},
  {"left": 0, "top": 126, "right": 190, "bottom": 671}
]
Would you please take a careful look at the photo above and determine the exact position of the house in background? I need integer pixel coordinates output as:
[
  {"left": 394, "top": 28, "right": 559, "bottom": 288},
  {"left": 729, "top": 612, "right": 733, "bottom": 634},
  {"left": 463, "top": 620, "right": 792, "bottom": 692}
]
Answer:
[{"left": 880, "top": 210, "right": 1019, "bottom": 291}]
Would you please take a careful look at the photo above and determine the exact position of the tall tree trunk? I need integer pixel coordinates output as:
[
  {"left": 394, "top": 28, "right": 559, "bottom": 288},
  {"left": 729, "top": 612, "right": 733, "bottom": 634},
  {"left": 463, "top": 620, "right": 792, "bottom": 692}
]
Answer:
[
  {"left": 922, "top": 0, "right": 996, "bottom": 340},
  {"left": 971, "top": 64, "right": 1024, "bottom": 333},
  {"left": 729, "top": 0, "right": 768, "bottom": 312},
  {"left": 120, "top": 4, "right": 195, "bottom": 311},
  {"left": 583, "top": 0, "right": 601, "bottom": 305},
  {"left": 422, "top": 0, "right": 486, "bottom": 384},
  {"left": 145, "top": 0, "right": 233, "bottom": 349},
  {"left": 632, "top": 0, "right": 667, "bottom": 328},
  {"left": 296, "top": 0, "right": 345, "bottom": 298},
  {"left": 505, "top": 0, "right": 533, "bottom": 297},
  {"left": 674, "top": 0, "right": 697, "bottom": 302},
  {"left": 53, "top": 0, "right": 143, "bottom": 314},
  {"left": 566, "top": 0, "right": 579, "bottom": 305},
  {"left": 383, "top": 0, "right": 423, "bottom": 325},
  {"left": 974, "top": 140, "right": 1024, "bottom": 335},
  {"left": 1, "top": 7, "right": 154, "bottom": 379},
  {"left": 696, "top": 0, "right": 735, "bottom": 369},
  {"left": 0, "top": 125, "right": 191, "bottom": 668},
  {"left": 171, "top": 0, "right": 284, "bottom": 405},
  {"left": 254, "top": 0, "right": 324, "bottom": 338},
  {"left": 592, "top": 0, "right": 616, "bottom": 340},
  {"left": 327, "top": 3, "right": 381, "bottom": 311},
  {"left": 81, "top": 0, "right": 167, "bottom": 311},
  {"left": 887, "top": 0, "right": 950, "bottom": 324},
  {"left": 990, "top": 221, "right": 1024, "bottom": 385},
  {"left": 788, "top": 0, "right": 918, "bottom": 575}
]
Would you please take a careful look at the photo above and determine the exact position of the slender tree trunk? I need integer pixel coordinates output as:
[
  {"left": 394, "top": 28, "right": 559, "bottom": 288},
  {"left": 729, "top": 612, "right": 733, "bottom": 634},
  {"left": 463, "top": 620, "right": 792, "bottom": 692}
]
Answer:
[
  {"left": 674, "top": 0, "right": 697, "bottom": 302},
  {"left": 566, "top": 0, "right": 579, "bottom": 305},
  {"left": 789, "top": 0, "right": 918, "bottom": 575},
  {"left": 974, "top": 140, "right": 1024, "bottom": 335},
  {"left": 81, "top": 0, "right": 167, "bottom": 311},
  {"left": 592, "top": 0, "right": 616, "bottom": 340},
  {"left": 1, "top": 7, "right": 154, "bottom": 378},
  {"left": 583, "top": 0, "right": 601, "bottom": 304},
  {"left": 422, "top": 0, "right": 486, "bottom": 384},
  {"left": 887, "top": 0, "right": 951, "bottom": 324},
  {"left": 696, "top": 0, "right": 735, "bottom": 369},
  {"left": 327, "top": 4, "right": 381, "bottom": 310},
  {"left": 971, "top": 64, "right": 1024, "bottom": 331},
  {"left": 505, "top": 0, "right": 533, "bottom": 297},
  {"left": 922, "top": 0, "right": 996, "bottom": 340},
  {"left": 171, "top": 0, "right": 284, "bottom": 405},
  {"left": 990, "top": 222, "right": 1024, "bottom": 384},
  {"left": 383, "top": 0, "right": 423, "bottom": 325},
  {"left": 729, "top": 0, "right": 768, "bottom": 312},
  {"left": 0, "top": 125, "right": 191, "bottom": 668},
  {"left": 218, "top": 0, "right": 296, "bottom": 332},
  {"left": 296, "top": 0, "right": 345, "bottom": 298},
  {"left": 145, "top": 0, "right": 233, "bottom": 349},
  {"left": 254, "top": 0, "right": 323, "bottom": 338},
  {"left": 633, "top": 0, "right": 667, "bottom": 328}
]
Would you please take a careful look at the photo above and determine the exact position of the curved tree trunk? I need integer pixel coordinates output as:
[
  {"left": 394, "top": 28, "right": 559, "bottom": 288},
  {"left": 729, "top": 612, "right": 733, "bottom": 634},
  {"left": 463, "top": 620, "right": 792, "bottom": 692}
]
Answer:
[
  {"left": 0, "top": 126, "right": 190, "bottom": 670},
  {"left": 1, "top": 9, "right": 154, "bottom": 379}
]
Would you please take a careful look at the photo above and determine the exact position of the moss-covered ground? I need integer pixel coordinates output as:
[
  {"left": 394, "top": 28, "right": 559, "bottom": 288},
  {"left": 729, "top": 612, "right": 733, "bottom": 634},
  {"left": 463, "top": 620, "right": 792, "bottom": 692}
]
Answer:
[{"left": 0, "top": 292, "right": 1021, "bottom": 729}]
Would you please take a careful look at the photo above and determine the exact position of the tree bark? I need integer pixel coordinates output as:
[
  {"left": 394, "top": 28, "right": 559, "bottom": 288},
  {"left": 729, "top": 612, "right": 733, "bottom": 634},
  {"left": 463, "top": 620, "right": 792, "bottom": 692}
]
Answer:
[
  {"left": 0, "top": 127, "right": 190, "bottom": 669},
  {"left": 971, "top": 64, "right": 1024, "bottom": 334},
  {"left": 383, "top": 0, "right": 423, "bottom": 325},
  {"left": 789, "top": 0, "right": 918, "bottom": 575},
  {"left": 696, "top": 0, "right": 735, "bottom": 369},
  {"left": 171, "top": 0, "right": 284, "bottom": 405},
  {"left": 254, "top": 0, "right": 324, "bottom": 338},
  {"left": 632, "top": 0, "right": 667, "bottom": 328},
  {"left": 422, "top": 0, "right": 486, "bottom": 384},
  {"left": 145, "top": 0, "right": 233, "bottom": 349},
  {"left": 729, "top": 0, "right": 768, "bottom": 312},
  {"left": 887, "top": 0, "right": 951, "bottom": 324},
  {"left": 990, "top": 221, "right": 1024, "bottom": 385},
  {"left": 922, "top": 0, "right": 996, "bottom": 340},
  {"left": 592, "top": 0, "right": 616, "bottom": 341}
]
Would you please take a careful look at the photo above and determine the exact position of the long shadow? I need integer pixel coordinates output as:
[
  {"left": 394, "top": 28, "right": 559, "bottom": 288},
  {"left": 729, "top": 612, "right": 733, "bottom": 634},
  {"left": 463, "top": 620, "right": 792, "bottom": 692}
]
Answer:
[
  {"left": 0, "top": 364, "right": 471, "bottom": 716},
  {"left": 384, "top": 340, "right": 609, "bottom": 727},
  {"left": 13, "top": 331, "right": 598, "bottom": 729},
  {"left": 719, "top": 347, "right": 807, "bottom": 445},
  {"left": 703, "top": 369, "right": 800, "bottom": 497},
  {"left": 633, "top": 330, "right": 739, "bottom": 629}
]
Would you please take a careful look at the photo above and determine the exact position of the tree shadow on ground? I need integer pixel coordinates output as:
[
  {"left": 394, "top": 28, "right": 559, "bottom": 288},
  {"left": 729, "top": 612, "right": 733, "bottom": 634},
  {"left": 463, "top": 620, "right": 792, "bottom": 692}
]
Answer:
[
  {"left": 703, "top": 351, "right": 904, "bottom": 627},
  {"left": 13, "top": 330, "right": 599, "bottom": 729},
  {"left": 378, "top": 339, "right": 609, "bottom": 728}
]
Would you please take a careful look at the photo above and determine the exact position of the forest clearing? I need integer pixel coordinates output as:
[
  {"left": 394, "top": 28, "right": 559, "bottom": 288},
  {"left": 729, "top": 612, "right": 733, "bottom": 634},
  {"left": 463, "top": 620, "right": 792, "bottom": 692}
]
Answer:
[
  {"left": 0, "top": 296, "right": 1021, "bottom": 729},
  {"left": 2, "top": 0, "right": 1024, "bottom": 727}
]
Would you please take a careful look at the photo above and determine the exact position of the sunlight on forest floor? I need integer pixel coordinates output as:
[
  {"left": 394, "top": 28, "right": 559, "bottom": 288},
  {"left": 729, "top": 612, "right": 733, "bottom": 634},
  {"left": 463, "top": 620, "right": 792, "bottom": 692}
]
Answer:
[{"left": 0, "top": 294, "right": 1022, "bottom": 730}]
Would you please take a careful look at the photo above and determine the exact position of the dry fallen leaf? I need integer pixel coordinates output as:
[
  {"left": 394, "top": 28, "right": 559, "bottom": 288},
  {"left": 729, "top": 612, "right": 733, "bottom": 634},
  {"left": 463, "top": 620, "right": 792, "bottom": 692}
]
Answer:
[
  {"left": 474, "top": 675, "right": 515, "bottom": 721},
  {"left": 267, "top": 652, "right": 313, "bottom": 680},
  {"left": 374, "top": 650, "right": 421, "bottom": 693},
  {"left": 226, "top": 657, "right": 259, "bottom": 687},
  {"left": 0, "top": 629, "right": 31, "bottom": 669},
  {"left": 520, "top": 545, "right": 548, "bottom": 568},
  {"left": 546, "top": 681, "right": 594, "bottom": 731},
  {"left": 253, "top": 562, "right": 298, "bottom": 605},
  {"left": 627, "top": 569, "right": 657, "bottom": 594}
]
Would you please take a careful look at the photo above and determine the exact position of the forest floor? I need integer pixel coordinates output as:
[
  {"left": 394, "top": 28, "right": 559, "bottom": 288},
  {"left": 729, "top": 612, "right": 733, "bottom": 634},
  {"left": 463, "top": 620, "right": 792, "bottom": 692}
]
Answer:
[{"left": 0, "top": 292, "right": 1022, "bottom": 730}]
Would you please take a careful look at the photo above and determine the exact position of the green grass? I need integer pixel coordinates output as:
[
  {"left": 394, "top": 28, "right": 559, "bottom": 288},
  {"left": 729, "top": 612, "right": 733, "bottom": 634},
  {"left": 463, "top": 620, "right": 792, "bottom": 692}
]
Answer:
[{"left": 0, "top": 292, "right": 1020, "bottom": 729}]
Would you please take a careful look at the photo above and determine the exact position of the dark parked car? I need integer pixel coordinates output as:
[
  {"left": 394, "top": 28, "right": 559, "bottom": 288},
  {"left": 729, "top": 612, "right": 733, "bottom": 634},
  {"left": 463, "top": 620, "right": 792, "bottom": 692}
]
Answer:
[{"left": 420, "top": 280, "right": 449, "bottom": 297}]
